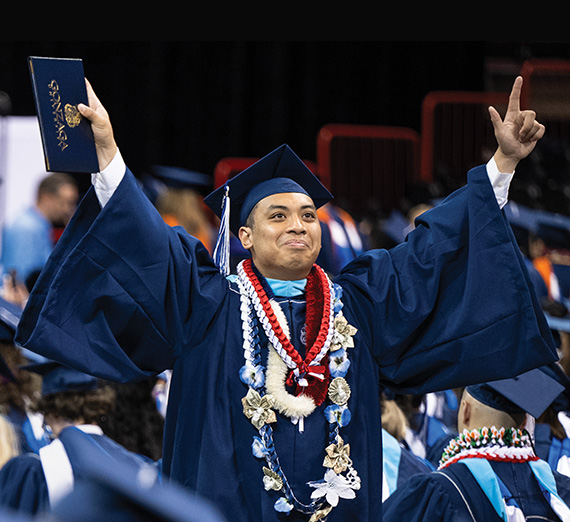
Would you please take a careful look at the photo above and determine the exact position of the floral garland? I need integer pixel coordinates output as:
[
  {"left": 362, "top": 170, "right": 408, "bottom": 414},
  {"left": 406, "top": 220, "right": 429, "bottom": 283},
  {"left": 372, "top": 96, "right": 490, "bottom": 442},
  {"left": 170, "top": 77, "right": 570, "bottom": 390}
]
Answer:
[
  {"left": 237, "top": 259, "right": 360, "bottom": 521},
  {"left": 438, "top": 426, "right": 539, "bottom": 470}
]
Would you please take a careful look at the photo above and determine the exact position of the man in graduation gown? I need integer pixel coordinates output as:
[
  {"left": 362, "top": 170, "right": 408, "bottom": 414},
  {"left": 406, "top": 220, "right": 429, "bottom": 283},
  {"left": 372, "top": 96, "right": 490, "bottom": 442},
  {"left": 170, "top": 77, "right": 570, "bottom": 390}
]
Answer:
[
  {"left": 15, "top": 76, "right": 556, "bottom": 521},
  {"left": 382, "top": 368, "right": 570, "bottom": 521}
]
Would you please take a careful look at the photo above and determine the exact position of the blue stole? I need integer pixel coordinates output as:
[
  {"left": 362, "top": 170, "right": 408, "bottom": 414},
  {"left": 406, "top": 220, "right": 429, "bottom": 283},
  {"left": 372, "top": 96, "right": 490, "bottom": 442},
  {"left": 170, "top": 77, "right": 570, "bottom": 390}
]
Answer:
[
  {"left": 265, "top": 278, "right": 306, "bottom": 297},
  {"left": 381, "top": 429, "right": 401, "bottom": 500},
  {"left": 228, "top": 274, "right": 307, "bottom": 298},
  {"left": 460, "top": 457, "right": 570, "bottom": 521}
]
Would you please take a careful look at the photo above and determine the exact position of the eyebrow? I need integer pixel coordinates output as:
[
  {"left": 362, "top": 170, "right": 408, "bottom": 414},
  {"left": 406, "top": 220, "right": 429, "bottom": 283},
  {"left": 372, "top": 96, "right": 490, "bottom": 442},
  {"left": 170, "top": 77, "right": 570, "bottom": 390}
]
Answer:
[{"left": 265, "top": 203, "right": 317, "bottom": 212}]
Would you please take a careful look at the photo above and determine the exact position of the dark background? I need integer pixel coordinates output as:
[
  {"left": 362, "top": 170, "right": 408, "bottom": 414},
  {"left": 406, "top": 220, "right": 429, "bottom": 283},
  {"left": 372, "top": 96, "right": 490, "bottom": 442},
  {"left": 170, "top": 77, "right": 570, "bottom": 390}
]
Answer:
[{"left": 2, "top": 41, "right": 570, "bottom": 197}]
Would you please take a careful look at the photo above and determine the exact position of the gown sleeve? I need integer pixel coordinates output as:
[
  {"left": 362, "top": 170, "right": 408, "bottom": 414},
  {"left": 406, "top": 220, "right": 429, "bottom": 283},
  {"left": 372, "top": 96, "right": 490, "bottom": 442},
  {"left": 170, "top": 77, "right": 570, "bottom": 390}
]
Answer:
[
  {"left": 0, "top": 454, "right": 49, "bottom": 515},
  {"left": 337, "top": 165, "right": 558, "bottom": 394},
  {"left": 15, "top": 168, "right": 227, "bottom": 382}
]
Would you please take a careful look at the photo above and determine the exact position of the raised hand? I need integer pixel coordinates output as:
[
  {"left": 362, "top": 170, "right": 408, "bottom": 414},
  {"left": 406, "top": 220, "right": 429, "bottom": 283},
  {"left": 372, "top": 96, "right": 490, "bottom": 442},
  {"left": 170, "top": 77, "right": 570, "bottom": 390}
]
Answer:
[
  {"left": 489, "top": 76, "right": 546, "bottom": 173},
  {"left": 78, "top": 79, "right": 118, "bottom": 171}
]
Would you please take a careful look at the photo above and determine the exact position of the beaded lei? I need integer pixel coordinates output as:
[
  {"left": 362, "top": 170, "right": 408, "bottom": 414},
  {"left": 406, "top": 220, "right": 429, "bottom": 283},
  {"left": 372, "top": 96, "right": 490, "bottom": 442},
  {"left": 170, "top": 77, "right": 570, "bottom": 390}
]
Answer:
[
  {"left": 438, "top": 426, "right": 539, "bottom": 470},
  {"left": 236, "top": 259, "right": 360, "bottom": 521}
]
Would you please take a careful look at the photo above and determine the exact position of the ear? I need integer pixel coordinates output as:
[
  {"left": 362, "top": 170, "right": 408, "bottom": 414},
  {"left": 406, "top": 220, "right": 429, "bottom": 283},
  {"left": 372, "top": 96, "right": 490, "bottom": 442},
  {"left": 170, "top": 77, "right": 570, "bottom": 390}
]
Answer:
[
  {"left": 460, "top": 398, "right": 471, "bottom": 428},
  {"left": 238, "top": 226, "right": 253, "bottom": 250}
]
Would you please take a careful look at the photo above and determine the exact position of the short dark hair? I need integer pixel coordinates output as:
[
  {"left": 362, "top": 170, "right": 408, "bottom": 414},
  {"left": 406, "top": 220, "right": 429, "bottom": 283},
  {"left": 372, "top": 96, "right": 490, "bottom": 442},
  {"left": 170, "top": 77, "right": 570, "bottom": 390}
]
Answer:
[{"left": 37, "top": 172, "right": 77, "bottom": 198}]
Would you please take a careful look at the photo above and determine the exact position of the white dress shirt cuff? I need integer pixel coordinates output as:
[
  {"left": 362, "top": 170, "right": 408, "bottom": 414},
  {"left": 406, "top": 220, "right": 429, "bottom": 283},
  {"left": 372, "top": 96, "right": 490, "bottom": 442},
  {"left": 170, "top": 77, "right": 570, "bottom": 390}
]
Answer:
[
  {"left": 486, "top": 156, "right": 514, "bottom": 210},
  {"left": 91, "top": 149, "right": 126, "bottom": 208}
]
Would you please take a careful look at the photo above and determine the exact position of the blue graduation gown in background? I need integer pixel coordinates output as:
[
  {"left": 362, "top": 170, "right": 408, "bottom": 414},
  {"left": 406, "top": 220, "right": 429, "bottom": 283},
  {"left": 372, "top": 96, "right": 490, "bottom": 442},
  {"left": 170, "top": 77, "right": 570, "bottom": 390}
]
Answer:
[
  {"left": 15, "top": 164, "right": 557, "bottom": 521},
  {"left": 0, "top": 426, "right": 152, "bottom": 516},
  {"left": 382, "top": 459, "right": 570, "bottom": 521}
]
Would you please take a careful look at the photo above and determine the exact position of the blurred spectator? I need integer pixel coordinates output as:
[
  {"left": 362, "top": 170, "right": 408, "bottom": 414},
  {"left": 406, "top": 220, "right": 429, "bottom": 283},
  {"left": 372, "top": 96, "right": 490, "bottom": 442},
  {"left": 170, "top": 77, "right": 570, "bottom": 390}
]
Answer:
[
  {"left": 0, "top": 296, "right": 47, "bottom": 455},
  {"left": 316, "top": 202, "right": 370, "bottom": 276},
  {"left": 534, "top": 364, "right": 570, "bottom": 477},
  {"left": 532, "top": 217, "right": 570, "bottom": 303},
  {"left": 0, "top": 172, "right": 78, "bottom": 288},
  {"left": 394, "top": 392, "right": 457, "bottom": 468},
  {"left": 0, "top": 360, "right": 154, "bottom": 516},
  {"left": 0, "top": 415, "right": 19, "bottom": 471},
  {"left": 145, "top": 165, "right": 217, "bottom": 256},
  {"left": 100, "top": 378, "right": 165, "bottom": 462},
  {"left": 380, "top": 392, "right": 431, "bottom": 501}
]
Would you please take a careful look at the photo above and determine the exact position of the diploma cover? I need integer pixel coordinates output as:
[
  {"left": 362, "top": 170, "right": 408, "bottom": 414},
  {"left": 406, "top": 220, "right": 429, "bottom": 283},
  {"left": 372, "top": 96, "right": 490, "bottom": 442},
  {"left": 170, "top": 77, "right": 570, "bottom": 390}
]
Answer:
[{"left": 28, "top": 56, "right": 99, "bottom": 173}]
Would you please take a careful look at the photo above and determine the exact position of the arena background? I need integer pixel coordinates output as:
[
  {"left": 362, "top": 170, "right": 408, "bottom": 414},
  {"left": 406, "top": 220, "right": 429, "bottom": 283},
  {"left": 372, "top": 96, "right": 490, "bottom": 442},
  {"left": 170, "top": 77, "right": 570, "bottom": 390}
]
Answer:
[{"left": 1, "top": 41, "right": 570, "bottom": 231}]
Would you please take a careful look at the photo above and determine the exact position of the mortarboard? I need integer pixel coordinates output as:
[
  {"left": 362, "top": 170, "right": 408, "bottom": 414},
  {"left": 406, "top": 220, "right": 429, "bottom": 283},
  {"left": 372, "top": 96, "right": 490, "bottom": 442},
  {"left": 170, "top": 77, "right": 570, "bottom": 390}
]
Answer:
[
  {"left": 537, "top": 363, "right": 570, "bottom": 413},
  {"left": 22, "top": 359, "right": 97, "bottom": 396},
  {"left": 204, "top": 144, "right": 333, "bottom": 276},
  {"left": 465, "top": 367, "right": 565, "bottom": 419},
  {"left": 535, "top": 215, "right": 570, "bottom": 251},
  {"left": 50, "top": 444, "right": 228, "bottom": 522},
  {"left": 151, "top": 165, "right": 213, "bottom": 192}
]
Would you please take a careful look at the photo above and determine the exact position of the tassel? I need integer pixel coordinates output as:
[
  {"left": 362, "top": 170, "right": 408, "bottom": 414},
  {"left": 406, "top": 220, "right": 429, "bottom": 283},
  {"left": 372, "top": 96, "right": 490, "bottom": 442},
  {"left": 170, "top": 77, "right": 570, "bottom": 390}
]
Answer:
[{"left": 213, "top": 184, "right": 230, "bottom": 277}]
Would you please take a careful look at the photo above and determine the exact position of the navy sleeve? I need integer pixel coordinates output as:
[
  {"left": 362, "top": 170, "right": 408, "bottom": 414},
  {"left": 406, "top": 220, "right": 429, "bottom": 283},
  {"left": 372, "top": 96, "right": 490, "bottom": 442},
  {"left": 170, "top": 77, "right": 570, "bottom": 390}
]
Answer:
[
  {"left": 15, "top": 168, "right": 227, "bottom": 382},
  {"left": 337, "top": 165, "right": 557, "bottom": 394}
]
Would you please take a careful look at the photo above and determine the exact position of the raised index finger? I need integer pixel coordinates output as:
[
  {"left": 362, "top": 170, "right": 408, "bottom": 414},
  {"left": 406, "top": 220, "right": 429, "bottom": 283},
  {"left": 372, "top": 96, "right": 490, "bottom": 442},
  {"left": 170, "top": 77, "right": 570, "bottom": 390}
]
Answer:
[{"left": 506, "top": 76, "right": 523, "bottom": 116}]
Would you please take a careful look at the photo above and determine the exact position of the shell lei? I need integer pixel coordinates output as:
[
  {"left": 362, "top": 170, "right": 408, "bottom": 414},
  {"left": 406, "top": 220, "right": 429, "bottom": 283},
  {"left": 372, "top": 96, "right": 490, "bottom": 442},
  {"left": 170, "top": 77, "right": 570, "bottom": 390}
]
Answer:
[{"left": 237, "top": 260, "right": 360, "bottom": 520}]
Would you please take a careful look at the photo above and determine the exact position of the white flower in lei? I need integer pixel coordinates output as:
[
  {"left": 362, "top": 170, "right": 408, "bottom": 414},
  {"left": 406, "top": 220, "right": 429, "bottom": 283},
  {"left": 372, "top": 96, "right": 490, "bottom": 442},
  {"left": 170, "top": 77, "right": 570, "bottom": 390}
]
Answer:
[{"left": 236, "top": 260, "right": 360, "bottom": 520}]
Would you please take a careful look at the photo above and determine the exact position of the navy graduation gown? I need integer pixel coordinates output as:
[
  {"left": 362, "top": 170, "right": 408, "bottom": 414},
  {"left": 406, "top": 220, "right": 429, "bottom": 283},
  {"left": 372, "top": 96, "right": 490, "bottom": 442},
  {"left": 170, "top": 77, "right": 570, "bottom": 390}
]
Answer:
[
  {"left": 382, "top": 459, "right": 570, "bottom": 521},
  {"left": 15, "top": 164, "right": 557, "bottom": 521},
  {"left": 0, "top": 454, "right": 48, "bottom": 515},
  {"left": 0, "top": 426, "right": 153, "bottom": 516}
]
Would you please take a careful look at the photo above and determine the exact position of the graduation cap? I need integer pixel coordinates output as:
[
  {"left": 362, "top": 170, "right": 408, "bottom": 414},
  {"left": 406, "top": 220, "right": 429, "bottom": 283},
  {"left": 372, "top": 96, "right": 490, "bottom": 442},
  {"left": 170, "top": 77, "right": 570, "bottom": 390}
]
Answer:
[
  {"left": 535, "top": 215, "right": 570, "bottom": 251},
  {"left": 151, "top": 165, "right": 212, "bottom": 192},
  {"left": 465, "top": 367, "right": 565, "bottom": 419},
  {"left": 204, "top": 144, "right": 332, "bottom": 276},
  {"left": 139, "top": 166, "right": 213, "bottom": 207},
  {"left": 538, "top": 363, "right": 570, "bottom": 413},
  {"left": 22, "top": 359, "right": 97, "bottom": 396},
  {"left": 50, "top": 445, "right": 228, "bottom": 522}
]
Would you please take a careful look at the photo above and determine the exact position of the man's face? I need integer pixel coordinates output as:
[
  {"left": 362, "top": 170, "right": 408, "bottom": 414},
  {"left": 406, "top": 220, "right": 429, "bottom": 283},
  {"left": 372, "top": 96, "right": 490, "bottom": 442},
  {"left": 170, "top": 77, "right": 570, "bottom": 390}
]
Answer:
[
  {"left": 41, "top": 184, "right": 79, "bottom": 226},
  {"left": 238, "top": 192, "right": 322, "bottom": 280}
]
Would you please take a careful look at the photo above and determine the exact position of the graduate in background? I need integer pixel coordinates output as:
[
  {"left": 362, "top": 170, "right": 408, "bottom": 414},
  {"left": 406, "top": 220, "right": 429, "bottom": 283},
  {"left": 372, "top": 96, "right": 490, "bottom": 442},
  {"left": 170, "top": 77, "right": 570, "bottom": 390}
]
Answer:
[
  {"left": 534, "top": 362, "right": 570, "bottom": 477},
  {"left": 382, "top": 368, "right": 570, "bottom": 521},
  {"left": 380, "top": 393, "right": 431, "bottom": 501},
  {"left": 532, "top": 217, "right": 570, "bottom": 304},
  {"left": 0, "top": 361, "right": 154, "bottom": 516},
  {"left": 149, "top": 165, "right": 217, "bottom": 256},
  {"left": 49, "top": 438, "right": 228, "bottom": 522},
  {"left": 0, "top": 297, "right": 47, "bottom": 455},
  {"left": 14, "top": 76, "right": 556, "bottom": 522},
  {"left": 316, "top": 202, "right": 369, "bottom": 276}
]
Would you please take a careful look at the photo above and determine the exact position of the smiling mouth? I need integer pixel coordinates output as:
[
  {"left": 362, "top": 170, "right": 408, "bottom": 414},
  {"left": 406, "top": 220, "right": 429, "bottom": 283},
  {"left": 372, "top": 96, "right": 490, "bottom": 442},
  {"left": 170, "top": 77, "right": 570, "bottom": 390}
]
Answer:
[{"left": 284, "top": 240, "right": 309, "bottom": 248}]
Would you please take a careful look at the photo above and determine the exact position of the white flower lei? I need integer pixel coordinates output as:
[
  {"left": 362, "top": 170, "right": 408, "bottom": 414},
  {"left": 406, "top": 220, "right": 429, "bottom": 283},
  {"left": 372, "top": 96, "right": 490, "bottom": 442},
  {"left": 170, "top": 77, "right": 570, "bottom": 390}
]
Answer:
[{"left": 236, "top": 260, "right": 360, "bottom": 520}]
